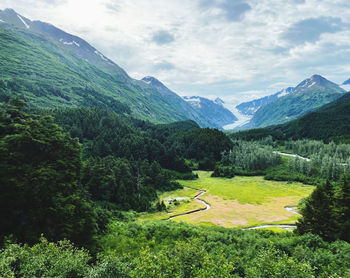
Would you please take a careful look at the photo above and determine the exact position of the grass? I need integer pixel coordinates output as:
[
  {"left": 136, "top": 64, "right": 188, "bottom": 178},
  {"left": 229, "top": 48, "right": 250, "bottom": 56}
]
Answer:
[
  {"left": 140, "top": 171, "right": 314, "bottom": 229},
  {"left": 180, "top": 171, "right": 312, "bottom": 204},
  {"left": 139, "top": 187, "right": 204, "bottom": 221}
]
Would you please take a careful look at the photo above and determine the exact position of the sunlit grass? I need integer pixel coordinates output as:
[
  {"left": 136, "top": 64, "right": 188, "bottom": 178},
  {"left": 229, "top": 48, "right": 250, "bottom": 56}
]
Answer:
[
  {"left": 140, "top": 171, "right": 314, "bottom": 228},
  {"left": 180, "top": 171, "right": 313, "bottom": 205}
]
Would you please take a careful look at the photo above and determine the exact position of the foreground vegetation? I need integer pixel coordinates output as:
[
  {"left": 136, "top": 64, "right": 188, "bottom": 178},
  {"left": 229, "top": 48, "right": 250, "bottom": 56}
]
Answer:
[
  {"left": 1, "top": 100, "right": 350, "bottom": 277},
  {"left": 2, "top": 221, "right": 350, "bottom": 277}
]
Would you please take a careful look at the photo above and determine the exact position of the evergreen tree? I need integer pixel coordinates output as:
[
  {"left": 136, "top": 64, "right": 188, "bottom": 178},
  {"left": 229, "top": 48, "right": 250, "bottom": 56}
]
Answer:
[
  {"left": 0, "top": 103, "right": 96, "bottom": 246},
  {"left": 296, "top": 181, "right": 337, "bottom": 241},
  {"left": 335, "top": 175, "right": 350, "bottom": 241}
]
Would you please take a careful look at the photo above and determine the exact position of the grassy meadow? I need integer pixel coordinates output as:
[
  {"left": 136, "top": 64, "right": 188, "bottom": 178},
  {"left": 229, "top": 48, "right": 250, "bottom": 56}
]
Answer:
[{"left": 140, "top": 171, "right": 314, "bottom": 229}]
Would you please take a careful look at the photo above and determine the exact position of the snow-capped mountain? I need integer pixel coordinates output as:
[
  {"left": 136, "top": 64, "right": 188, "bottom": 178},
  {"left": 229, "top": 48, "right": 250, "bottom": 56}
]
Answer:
[
  {"left": 236, "top": 87, "right": 294, "bottom": 116},
  {"left": 141, "top": 76, "right": 236, "bottom": 128},
  {"left": 241, "top": 75, "right": 346, "bottom": 129},
  {"left": 183, "top": 96, "right": 237, "bottom": 128}
]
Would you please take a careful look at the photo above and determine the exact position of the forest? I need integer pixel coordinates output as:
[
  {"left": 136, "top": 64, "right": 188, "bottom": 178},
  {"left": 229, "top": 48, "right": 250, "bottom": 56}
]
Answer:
[{"left": 1, "top": 99, "right": 350, "bottom": 277}]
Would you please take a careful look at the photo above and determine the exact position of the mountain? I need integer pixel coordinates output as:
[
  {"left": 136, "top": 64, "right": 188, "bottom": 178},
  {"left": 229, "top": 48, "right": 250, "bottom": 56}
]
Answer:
[
  {"left": 0, "top": 8, "right": 219, "bottom": 127},
  {"left": 276, "top": 91, "right": 350, "bottom": 142},
  {"left": 236, "top": 87, "right": 294, "bottom": 116},
  {"left": 0, "top": 8, "right": 129, "bottom": 81},
  {"left": 231, "top": 92, "right": 350, "bottom": 143},
  {"left": 142, "top": 76, "right": 234, "bottom": 128},
  {"left": 182, "top": 96, "right": 238, "bottom": 128},
  {"left": 242, "top": 75, "right": 345, "bottom": 129}
]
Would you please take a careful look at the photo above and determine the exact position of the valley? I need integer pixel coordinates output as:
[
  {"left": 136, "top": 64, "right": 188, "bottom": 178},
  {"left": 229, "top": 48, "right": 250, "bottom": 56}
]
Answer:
[
  {"left": 1, "top": 3, "right": 350, "bottom": 277},
  {"left": 140, "top": 171, "right": 314, "bottom": 230}
]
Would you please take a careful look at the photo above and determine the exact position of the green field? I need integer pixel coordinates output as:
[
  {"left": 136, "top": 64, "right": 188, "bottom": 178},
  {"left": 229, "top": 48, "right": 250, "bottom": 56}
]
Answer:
[
  {"left": 140, "top": 171, "right": 314, "bottom": 228},
  {"left": 139, "top": 186, "right": 205, "bottom": 221}
]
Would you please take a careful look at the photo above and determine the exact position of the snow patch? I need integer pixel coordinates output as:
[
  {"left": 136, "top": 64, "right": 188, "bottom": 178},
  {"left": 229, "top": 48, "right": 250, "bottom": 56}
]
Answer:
[
  {"left": 0, "top": 19, "right": 4, "bottom": 23},
  {"left": 94, "top": 50, "right": 108, "bottom": 61},
  {"left": 142, "top": 80, "right": 151, "bottom": 85},
  {"left": 300, "top": 79, "right": 316, "bottom": 89},
  {"left": 278, "top": 88, "right": 291, "bottom": 98},
  {"left": 17, "top": 14, "right": 30, "bottom": 29},
  {"left": 60, "top": 39, "right": 80, "bottom": 47},
  {"left": 300, "top": 79, "right": 311, "bottom": 88},
  {"left": 223, "top": 107, "right": 252, "bottom": 130},
  {"left": 307, "top": 81, "right": 316, "bottom": 88}
]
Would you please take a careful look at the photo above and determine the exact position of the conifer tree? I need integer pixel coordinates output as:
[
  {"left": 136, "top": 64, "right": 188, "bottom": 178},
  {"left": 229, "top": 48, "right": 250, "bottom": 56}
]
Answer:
[{"left": 296, "top": 181, "right": 338, "bottom": 241}]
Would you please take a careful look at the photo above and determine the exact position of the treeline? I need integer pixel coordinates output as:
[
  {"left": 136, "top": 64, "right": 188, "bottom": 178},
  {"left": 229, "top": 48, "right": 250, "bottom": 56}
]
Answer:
[
  {"left": 82, "top": 156, "right": 179, "bottom": 212},
  {"left": 283, "top": 140, "right": 350, "bottom": 181},
  {"left": 213, "top": 140, "right": 281, "bottom": 177},
  {"left": 218, "top": 137, "right": 350, "bottom": 184},
  {"left": 285, "top": 139, "right": 350, "bottom": 161},
  {"left": 47, "top": 107, "right": 232, "bottom": 172},
  {"left": 224, "top": 140, "right": 281, "bottom": 171},
  {"left": 1, "top": 221, "right": 349, "bottom": 277},
  {"left": 46, "top": 108, "right": 190, "bottom": 173},
  {"left": 287, "top": 155, "right": 350, "bottom": 182}
]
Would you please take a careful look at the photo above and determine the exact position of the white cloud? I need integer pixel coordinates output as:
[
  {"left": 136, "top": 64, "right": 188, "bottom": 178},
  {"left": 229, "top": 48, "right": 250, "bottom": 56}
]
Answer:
[{"left": 1, "top": 0, "right": 350, "bottom": 105}]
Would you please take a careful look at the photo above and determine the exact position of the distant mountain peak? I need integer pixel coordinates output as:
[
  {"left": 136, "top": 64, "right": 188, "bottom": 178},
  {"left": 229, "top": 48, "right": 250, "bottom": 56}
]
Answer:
[
  {"left": 141, "top": 76, "right": 167, "bottom": 89},
  {"left": 4, "top": 8, "right": 16, "bottom": 14},
  {"left": 214, "top": 97, "right": 225, "bottom": 106},
  {"left": 311, "top": 74, "right": 323, "bottom": 80},
  {"left": 240, "top": 75, "right": 345, "bottom": 129},
  {"left": 0, "top": 8, "right": 32, "bottom": 29},
  {"left": 295, "top": 74, "right": 333, "bottom": 90},
  {"left": 183, "top": 96, "right": 237, "bottom": 127}
]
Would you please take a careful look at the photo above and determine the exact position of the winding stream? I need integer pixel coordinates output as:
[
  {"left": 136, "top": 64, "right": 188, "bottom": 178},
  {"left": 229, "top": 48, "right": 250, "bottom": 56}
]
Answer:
[
  {"left": 167, "top": 187, "right": 210, "bottom": 220},
  {"left": 242, "top": 224, "right": 296, "bottom": 231},
  {"left": 272, "top": 151, "right": 310, "bottom": 162}
]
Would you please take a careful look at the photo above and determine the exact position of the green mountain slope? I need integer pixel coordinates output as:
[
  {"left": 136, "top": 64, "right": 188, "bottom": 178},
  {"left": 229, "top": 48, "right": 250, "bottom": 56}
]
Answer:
[
  {"left": 231, "top": 92, "right": 350, "bottom": 142},
  {"left": 0, "top": 9, "right": 217, "bottom": 127},
  {"left": 276, "top": 91, "right": 350, "bottom": 141},
  {"left": 243, "top": 75, "right": 345, "bottom": 129}
]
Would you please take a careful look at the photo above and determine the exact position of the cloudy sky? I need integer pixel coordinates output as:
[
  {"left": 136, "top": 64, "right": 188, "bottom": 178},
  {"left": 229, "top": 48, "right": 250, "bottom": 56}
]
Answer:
[{"left": 1, "top": 0, "right": 350, "bottom": 105}]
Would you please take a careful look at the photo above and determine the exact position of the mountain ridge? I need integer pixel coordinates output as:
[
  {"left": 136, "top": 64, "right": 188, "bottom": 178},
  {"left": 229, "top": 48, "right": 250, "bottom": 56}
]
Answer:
[
  {"left": 236, "top": 87, "right": 294, "bottom": 116},
  {"left": 0, "top": 8, "right": 226, "bottom": 128},
  {"left": 183, "top": 95, "right": 238, "bottom": 128},
  {"left": 231, "top": 91, "right": 350, "bottom": 143},
  {"left": 240, "top": 74, "right": 345, "bottom": 129}
]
